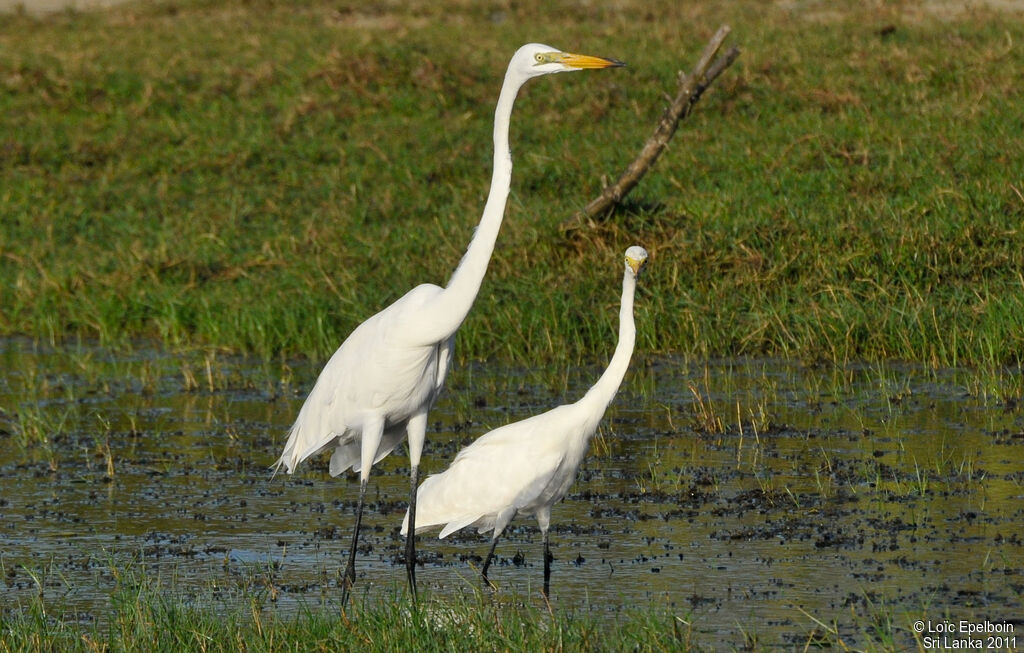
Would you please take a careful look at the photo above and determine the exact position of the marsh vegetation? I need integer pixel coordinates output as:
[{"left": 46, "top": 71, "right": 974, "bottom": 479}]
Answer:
[{"left": 2, "top": 342, "right": 1022, "bottom": 649}]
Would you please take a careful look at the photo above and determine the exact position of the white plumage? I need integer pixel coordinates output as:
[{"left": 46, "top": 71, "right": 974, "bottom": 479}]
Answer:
[
  {"left": 276, "top": 284, "right": 453, "bottom": 479},
  {"left": 272, "top": 44, "right": 623, "bottom": 602},
  {"left": 402, "top": 246, "right": 649, "bottom": 595}
]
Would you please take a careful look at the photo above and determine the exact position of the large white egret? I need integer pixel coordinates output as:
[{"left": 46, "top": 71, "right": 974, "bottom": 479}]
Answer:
[
  {"left": 274, "top": 44, "right": 623, "bottom": 602},
  {"left": 401, "top": 246, "right": 648, "bottom": 596}
]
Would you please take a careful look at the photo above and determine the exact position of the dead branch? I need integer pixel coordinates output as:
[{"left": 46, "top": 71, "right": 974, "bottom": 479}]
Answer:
[{"left": 560, "top": 25, "right": 740, "bottom": 235}]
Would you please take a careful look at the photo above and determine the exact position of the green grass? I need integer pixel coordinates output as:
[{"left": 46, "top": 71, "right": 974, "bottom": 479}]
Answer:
[
  {"left": 1, "top": 0, "right": 1023, "bottom": 367},
  {"left": 0, "top": 560, "right": 919, "bottom": 652},
  {"left": 0, "top": 555, "right": 693, "bottom": 652},
  {"left": 1, "top": 599, "right": 687, "bottom": 652}
]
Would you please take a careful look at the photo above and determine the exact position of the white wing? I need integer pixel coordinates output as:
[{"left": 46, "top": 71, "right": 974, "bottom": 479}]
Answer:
[
  {"left": 274, "top": 283, "right": 450, "bottom": 476},
  {"left": 402, "top": 403, "right": 587, "bottom": 537}
]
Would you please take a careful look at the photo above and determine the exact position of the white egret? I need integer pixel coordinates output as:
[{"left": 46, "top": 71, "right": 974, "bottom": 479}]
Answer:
[
  {"left": 401, "top": 246, "right": 649, "bottom": 596},
  {"left": 273, "top": 44, "right": 623, "bottom": 602}
]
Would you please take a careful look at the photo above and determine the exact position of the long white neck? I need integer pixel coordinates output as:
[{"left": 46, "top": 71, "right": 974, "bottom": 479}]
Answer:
[
  {"left": 579, "top": 269, "right": 637, "bottom": 414},
  {"left": 437, "top": 69, "right": 523, "bottom": 321}
]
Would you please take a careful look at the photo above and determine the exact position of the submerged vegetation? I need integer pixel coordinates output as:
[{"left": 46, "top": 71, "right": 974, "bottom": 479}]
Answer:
[{"left": 0, "top": 0, "right": 1022, "bottom": 366}]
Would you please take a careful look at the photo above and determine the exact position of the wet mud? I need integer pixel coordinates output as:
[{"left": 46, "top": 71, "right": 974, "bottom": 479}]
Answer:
[{"left": 1, "top": 339, "right": 1022, "bottom": 647}]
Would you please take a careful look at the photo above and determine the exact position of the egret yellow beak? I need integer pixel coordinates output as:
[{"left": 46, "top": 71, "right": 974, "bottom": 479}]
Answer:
[
  {"left": 626, "top": 256, "right": 647, "bottom": 277},
  {"left": 559, "top": 52, "right": 625, "bottom": 69}
]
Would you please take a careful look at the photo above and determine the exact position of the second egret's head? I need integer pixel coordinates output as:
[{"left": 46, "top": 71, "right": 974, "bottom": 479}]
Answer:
[
  {"left": 624, "top": 246, "right": 649, "bottom": 278},
  {"left": 511, "top": 43, "right": 624, "bottom": 81}
]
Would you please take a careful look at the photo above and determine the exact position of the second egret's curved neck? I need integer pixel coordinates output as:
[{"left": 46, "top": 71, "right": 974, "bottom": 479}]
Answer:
[
  {"left": 581, "top": 270, "right": 637, "bottom": 412},
  {"left": 416, "top": 68, "right": 526, "bottom": 342}
]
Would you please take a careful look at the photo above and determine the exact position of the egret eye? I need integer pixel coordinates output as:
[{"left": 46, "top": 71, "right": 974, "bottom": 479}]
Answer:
[{"left": 533, "top": 52, "right": 560, "bottom": 66}]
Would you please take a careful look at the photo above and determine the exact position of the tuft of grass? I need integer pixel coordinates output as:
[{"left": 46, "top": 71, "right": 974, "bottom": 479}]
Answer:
[
  {"left": 0, "top": 1, "right": 1022, "bottom": 367},
  {"left": 688, "top": 379, "right": 725, "bottom": 435}
]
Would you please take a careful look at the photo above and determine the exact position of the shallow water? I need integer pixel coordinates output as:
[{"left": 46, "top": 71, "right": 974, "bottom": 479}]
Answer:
[{"left": 1, "top": 338, "right": 1022, "bottom": 648}]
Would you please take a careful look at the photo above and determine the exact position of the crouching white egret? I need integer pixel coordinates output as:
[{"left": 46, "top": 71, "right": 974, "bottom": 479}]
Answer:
[
  {"left": 401, "top": 246, "right": 649, "bottom": 596},
  {"left": 273, "top": 44, "right": 623, "bottom": 603}
]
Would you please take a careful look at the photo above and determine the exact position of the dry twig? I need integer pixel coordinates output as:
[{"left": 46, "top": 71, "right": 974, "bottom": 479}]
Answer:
[{"left": 560, "top": 25, "right": 740, "bottom": 235}]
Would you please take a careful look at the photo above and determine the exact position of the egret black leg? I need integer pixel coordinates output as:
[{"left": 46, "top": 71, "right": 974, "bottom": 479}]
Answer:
[
  {"left": 542, "top": 530, "right": 552, "bottom": 597},
  {"left": 405, "top": 465, "right": 419, "bottom": 601},
  {"left": 481, "top": 534, "right": 502, "bottom": 587},
  {"left": 341, "top": 479, "right": 368, "bottom": 606}
]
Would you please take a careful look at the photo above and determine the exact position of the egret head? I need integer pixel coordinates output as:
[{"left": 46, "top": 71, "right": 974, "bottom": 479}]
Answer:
[
  {"left": 624, "top": 245, "right": 648, "bottom": 278},
  {"left": 511, "top": 43, "right": 624, "bottom": 80}
]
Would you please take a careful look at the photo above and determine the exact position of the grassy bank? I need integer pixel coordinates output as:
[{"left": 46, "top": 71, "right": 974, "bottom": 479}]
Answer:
[
  {"left": 0, "top": 562, "right": 919, "bottom": 652},
  {"left": 2, "top": 593, "right": 691, "bottom": 653},
  {"left": 1, "top": 0, "right": 1023, "bottom": 366}
]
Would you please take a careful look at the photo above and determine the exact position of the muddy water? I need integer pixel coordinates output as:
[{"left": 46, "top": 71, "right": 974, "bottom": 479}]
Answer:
[{"left": 1, "top": 338, "right": 1021, "bottom": 647}]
